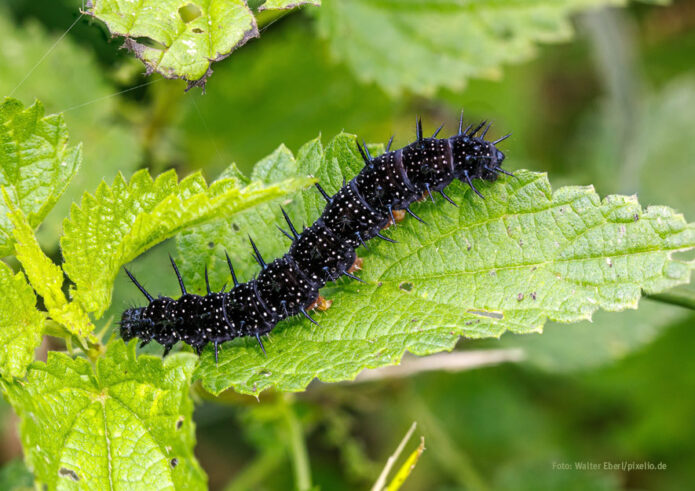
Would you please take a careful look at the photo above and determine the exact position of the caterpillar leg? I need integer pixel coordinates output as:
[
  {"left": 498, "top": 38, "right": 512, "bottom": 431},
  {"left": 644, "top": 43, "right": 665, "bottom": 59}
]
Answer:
[
  {"left": 349, "top": 256, "right": 363, "bottom": 273},
  {"left": 386, "top": 206, "right": 406, "bottom": 228},
  {"left": 308, "top": 295, "right": 333, "bottom": 312},
  {"left": 342, "top": 256, "right": 365, "bottom": 283}
]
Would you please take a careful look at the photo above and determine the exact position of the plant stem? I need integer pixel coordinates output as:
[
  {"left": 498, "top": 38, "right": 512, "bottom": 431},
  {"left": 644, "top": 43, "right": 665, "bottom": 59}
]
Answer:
[
  {"left": 283, "top": 394, "right": 312, "bottom": 491},
  {"left": 645, "top": 290, "right": 695, "bottom": 311}
]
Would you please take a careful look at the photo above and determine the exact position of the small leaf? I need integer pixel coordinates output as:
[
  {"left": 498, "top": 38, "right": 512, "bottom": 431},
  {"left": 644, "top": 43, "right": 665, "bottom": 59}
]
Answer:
[
  {"left": 6, "top": 202, "right": 93, "bottom": 340},
  {"left": 385, "top": 437, "right": 425, "bottom": 491},
  {"left": 62, "top": 168, "right": 311, "bottom": 317},
  {"left": 87, "top": 0, "right": 260, "bottom": 88},
  {"left": 1, "top": 340, "right": 206, "bottom": 490},
  {"left": 0, "top": 98, "right": 80, "bottom": 255},
  {"left": 0, "top": 261, "right": 45, "bottom": 380},
  {"left": 192, "top": 134, "right": 695, "bottom": 396},
  {"left": 315, "top": 0, "right": 649, "bottom": 96}
]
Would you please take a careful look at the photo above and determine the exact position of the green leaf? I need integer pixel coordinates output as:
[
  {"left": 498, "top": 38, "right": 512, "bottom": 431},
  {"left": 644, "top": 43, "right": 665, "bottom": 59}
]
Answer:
[
  {"left": 501, "top": 75, "right": 695, "bottom": 374},
  {"left": 315, "top": 0, "right": 652, "bottom": 96},
  {"left": 6, "top": 202, "right": 94, "bottom": 340},
  {"left": 258, "top": 0, "right": 320, "bottom": 11},
  {"left": 62, "top": 168, "right": 311, "bottom": 317},
  {"left": 86, "top": 0, "right": 322, "bottom": 87},
  {"left": 190, "top": 133, "right": 694, "bottom": 396},
  {"left": 87, "top": 0, "right": 259, "bottom": 87},
  {"left": 1, "top": 340, "right": 205, "bottom": 490},
  {"left": 0, "top": 261, "right": 45, "bottom": 380},
  {"left": 0, "top": 98, "right": 80, "bottom": 255}
]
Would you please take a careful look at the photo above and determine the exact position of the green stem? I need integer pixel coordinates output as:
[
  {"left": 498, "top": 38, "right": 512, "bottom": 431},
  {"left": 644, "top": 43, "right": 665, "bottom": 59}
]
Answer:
[
  {"left": 283, "top": 395, "right": 312, "bottom": 491},
  {"left": 645, "top": 290, "right": 695, "bottom": 311}
]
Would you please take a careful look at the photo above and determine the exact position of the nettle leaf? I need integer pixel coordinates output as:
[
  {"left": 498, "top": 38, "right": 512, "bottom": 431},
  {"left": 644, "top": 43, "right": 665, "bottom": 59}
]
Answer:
[
  {"left": 315, "top": 0, "right": 656, "bottom": 96},
  {"left": 62, "top": 168, "right": 311, "bottom": 317},
  {"left": 0, "top": 261, "right": 45, "bottom": 380},
  {"left": 0, "top": 98, "right": 80, "bottom": 255},
  {"left": 499, "top": 75, "right": 695, "bottom": 373},
  {"left": 86, "top": 0, "right": 320, "bottom": 88},
  {"left": 188, "top": 133, "right": 694, "bottom": 396},
  {"left": 7, "top": 204, "right": 94, "bottom": 340},
  {"left": 1, "top": 340, "right": 205, "bottom": 490}
]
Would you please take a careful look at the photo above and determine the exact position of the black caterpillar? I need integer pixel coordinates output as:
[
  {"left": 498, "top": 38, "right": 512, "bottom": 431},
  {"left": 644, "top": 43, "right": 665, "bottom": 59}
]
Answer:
[{"left": 120, "top": 116, "right": 512, "bottom": 361}]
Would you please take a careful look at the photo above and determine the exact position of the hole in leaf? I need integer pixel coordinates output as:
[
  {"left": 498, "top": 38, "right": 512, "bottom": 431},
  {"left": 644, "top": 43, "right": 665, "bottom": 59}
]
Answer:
[
  {"left": 179, "top": 4, "right": 202, "bottom": 23},
  {"left": 179, "top": 3, "right": 203, "bottom": 24},
  {"left": 399, "top": 282, "right": 413, "bottom": 292},
  {"left": 59, "top": 468, "right": 80, "bottom": 481},
  {"left": 133, "top": 36, "right": 166, "bottom": 50},
  {"left": 466, "top": 309, "right": 504, "bottom": 320}
]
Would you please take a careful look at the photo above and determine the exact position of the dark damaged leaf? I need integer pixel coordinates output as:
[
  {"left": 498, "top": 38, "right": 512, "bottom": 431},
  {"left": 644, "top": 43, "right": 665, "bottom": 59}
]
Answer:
[{"left": 86, "top": 0, "right": 259, "bottom": 88}]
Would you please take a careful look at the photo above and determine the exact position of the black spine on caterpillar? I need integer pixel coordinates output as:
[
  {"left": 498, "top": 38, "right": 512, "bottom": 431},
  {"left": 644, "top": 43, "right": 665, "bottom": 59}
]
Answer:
[{"left": 119, "top": 116, "right": 512, "bottom": 361}]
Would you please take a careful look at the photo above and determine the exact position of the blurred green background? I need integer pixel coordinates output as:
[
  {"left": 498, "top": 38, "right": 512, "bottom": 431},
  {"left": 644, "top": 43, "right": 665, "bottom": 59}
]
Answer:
[{"left": 1, "top": 0, "right": 695, "bottom": 489}]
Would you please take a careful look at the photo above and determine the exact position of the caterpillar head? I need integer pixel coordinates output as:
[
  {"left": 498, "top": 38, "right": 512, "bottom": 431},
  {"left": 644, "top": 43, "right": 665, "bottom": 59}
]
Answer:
[{"left": 451, "top": 133, "right": 507, "bottom": 184}]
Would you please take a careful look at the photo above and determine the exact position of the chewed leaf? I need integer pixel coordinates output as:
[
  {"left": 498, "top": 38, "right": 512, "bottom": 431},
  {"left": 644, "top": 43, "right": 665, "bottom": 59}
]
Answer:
[
  {"left": 0, "top": 262, "right": 45, "bottom": 380},
  {"left": 0, "top": 98, "right": 80, "bottom": 255},
  {"left": 315, "top": 0, "right": 641, "bottom": 96},
  {"left": 190, "top": 134, "right": 694, "bottom": 396},
  {"left": 62, "top": 168, "right": 311, "bottom": 317},
  {"left": 1, "top": 340, "right": 206, "bottom": 490},
  {"left": 87, "top": 0, "right": 258, "bottom": 87}
]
